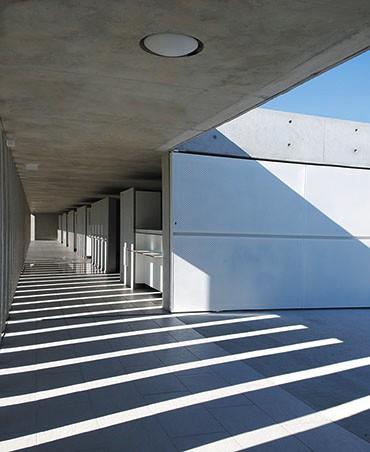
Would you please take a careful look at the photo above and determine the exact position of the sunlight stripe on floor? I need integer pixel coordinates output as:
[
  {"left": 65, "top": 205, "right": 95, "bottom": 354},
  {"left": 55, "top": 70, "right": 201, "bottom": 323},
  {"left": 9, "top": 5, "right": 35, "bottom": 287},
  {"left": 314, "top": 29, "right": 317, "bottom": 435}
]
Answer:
[
  {"left": 13, "top": 287, "right": 142, "bottom": 299},
  {"left": 0, "top": 338, "right": 340, "bottom": 407},
  {"left": 16, "top": 279, "right": 121, "bottom": 289},
  {"left": 5, "top": 314, "right": 279, "bottom": 337},
  {"left": 0, "top": 324, "right": 306, "bottom": 370},
  {"left": 8, "top": 297, "right": 163, "bottom": 318},
  {"left": 15, "top": 283, "right": 125, "bottom": 293},
  {"left": 6, "top": 305, "right": 163, "bottom": 324},
  {"left": 11, "top": 292, "right": 162, "bottom": 310},
  {"left": 0, "top": 315, "right": 282, "bottom": 353},
  {"left": 2, "top": 352, "right": 370, "bottom": 452},
  {"left": 186, "top": 394, "right": 370, "bottom": 451}
]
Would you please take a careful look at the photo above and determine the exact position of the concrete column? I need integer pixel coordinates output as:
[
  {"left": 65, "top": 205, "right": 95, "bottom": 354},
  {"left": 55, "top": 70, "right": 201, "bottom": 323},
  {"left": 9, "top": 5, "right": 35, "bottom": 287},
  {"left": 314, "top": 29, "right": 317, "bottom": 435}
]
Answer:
[
  {"left": 76, "top": 206, "right": 90, "bottom": 257},
  {"left": 62, "top": 213, "right": 68, "bottom": 246},
  {"left": 67, "top": 210, "right": 76, "bottom": 251},
  {"left": 57, "top": 215, "right": 62, "bottom": 243},
  {"left": 90, "top": 197, "right": 119, "bottom": 273}
]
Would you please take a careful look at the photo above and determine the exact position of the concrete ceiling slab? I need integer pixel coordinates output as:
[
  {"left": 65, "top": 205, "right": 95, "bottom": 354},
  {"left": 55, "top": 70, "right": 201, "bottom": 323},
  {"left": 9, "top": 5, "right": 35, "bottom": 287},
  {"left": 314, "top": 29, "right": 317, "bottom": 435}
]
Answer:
[{"left": 0, "top": 0, "right": 369, "bottom": 212}]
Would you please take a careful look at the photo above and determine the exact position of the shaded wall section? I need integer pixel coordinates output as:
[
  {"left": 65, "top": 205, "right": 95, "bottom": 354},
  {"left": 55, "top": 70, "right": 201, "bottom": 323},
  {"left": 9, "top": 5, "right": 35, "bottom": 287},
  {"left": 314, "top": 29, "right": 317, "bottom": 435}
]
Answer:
[
  {"left": 34, "top": 213, "right": 58, "bottom": 240},
  {"left": 67, "top": 210, "right": 76, "bottom": 251},
  {"left": 62, "top": 213, "right": 68, "bottom": 246},
  {"left": 76, "top": 206, "right": 89, "bottom": 258},
  {"left": 0, "top": 132, "right": 30, "bottom": 334},
  {"left": 90, "top": 197, "right": 119, "bottom": 273}
]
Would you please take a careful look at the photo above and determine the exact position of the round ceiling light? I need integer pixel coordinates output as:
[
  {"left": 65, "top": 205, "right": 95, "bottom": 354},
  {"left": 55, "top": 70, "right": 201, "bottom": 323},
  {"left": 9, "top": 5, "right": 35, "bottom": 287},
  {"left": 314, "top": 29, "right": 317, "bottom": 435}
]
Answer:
[{"left": 140, "top": 32, "right": 203, "bottom": 58}]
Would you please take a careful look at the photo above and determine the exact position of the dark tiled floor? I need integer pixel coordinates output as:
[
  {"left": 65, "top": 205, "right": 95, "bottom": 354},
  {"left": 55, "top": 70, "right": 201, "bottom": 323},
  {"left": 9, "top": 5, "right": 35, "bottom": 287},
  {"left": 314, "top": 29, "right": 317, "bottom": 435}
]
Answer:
[{"left": 0, "top": 241, "right": 370, "bottom": 451}]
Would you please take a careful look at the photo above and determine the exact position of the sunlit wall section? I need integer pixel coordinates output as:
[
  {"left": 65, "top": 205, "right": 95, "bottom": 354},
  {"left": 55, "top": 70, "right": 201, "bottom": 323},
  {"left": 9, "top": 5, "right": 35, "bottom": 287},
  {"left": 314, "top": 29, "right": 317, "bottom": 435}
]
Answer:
[
  {"left": 57, "top": 214, "right": 62, "bottom": 243},
  {"left": 62, "top": 213, "right": 68, "bottom": 246},
  {"left": 0, "top": 132, "right": 30, "bottom": 334},
  {"left": 178, "top": 108, "right": 370, "bottom": 167}
]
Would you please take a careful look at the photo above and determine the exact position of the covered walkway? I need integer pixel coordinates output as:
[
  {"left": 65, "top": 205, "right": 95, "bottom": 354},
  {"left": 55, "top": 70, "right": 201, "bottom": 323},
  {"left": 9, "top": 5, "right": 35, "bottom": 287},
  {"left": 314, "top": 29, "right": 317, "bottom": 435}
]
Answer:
[{"left": 0, "top": 242, "right": 370, "bottom": 451}]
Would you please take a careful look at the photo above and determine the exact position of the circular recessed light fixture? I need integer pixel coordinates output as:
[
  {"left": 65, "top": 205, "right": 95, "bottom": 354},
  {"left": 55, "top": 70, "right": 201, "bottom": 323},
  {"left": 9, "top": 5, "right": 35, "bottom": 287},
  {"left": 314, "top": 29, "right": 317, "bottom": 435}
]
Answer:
[{"left": 140, "top": 32, "right": 203, "bottom": 58}]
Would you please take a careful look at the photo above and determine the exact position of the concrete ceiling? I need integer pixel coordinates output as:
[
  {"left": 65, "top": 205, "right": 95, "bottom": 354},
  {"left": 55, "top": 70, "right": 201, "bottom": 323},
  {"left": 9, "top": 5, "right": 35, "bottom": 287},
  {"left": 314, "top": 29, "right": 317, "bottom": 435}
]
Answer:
[{"left": 0, "top": 1, "right": 369, "bottom": 213}]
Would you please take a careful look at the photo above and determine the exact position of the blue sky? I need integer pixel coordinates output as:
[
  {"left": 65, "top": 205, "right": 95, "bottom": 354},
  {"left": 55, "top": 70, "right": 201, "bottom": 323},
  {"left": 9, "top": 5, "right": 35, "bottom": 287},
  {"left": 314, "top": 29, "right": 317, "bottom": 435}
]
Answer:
[{"left": 263, "top": 50, "right": 370, "bottom": 123}]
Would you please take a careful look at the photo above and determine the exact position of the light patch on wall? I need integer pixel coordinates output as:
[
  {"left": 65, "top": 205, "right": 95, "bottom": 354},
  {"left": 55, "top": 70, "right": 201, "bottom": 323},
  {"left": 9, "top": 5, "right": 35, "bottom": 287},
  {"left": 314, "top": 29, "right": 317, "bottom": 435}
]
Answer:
[
  {"left": 6, "top": 138, "right": 15, "bottom": 148},
  {"left": 174, "top": 254, "right": 210, "bottom": 309},
  {"left": 25, "top": 163, "right": 39, "bottom": 171}
]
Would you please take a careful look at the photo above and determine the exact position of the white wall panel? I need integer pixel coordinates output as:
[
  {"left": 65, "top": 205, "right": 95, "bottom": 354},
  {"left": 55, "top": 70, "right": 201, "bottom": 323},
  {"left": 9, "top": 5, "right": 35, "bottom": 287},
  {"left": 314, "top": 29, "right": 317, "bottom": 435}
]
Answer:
[
  {"left": 303, "top": 239, "right": 370, "bottom": 308},
  {"left": 172, "top": 156, "right": 306, "bottom": 235},
  {"left": 166, "top": 152, "right": 370, "bottom": 312},
  {"left": 304, "top": 165, "right": 370, "bottom": 237},
  {"left": 173, "top": 235, "right": 304, "bottom": 311}
]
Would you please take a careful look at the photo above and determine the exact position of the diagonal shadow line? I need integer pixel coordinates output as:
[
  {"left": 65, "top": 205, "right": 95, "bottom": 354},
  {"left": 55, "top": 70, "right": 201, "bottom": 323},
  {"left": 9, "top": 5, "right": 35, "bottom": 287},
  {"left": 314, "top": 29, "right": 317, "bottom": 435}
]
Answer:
[
  {"left": 2, "top": 353, "right": 370, "bottom": 451},
  {"left": 13, "top": 287, "right": 136, "bottom": 299},
  {"left": 8, "top": 298, "right": 163, "bottom": 319},
  {"left": 12, "top": 291, "right": 160, "bottom": 306},
  {"left": 0, "top": 315, "right": 279, "bottom": 352},
  {"left": 0, "top": 325, "right": 307, "bottom": 373},
  {"left": 6, "top": 305, "right": 164, "bottom": 325},
  {"left": 10, "top": 293, "right": 162, "bottom": 311},
  {"left": 15, "top": 283, "right": 125, "bottom": 293},
  {"left": 15, "top": 280, "right": 121, "bottom": 289},
  {"left": 19, "top": 274, "right": 120, "bottom": 281},
  {"left": 176, "top": 129, "right": 370, "bottom": 311},
  {"left": 186, "top": 394, "right": 370, "bottom": 451},
  {"left": 18, "top": 275, "right": 121, "bottom": 283},
  {"left": 0, "top": 338, "right": 340, "bottom": 407},
  {"left": 4, "top": 313, "right": 279, "bottom": 337}
]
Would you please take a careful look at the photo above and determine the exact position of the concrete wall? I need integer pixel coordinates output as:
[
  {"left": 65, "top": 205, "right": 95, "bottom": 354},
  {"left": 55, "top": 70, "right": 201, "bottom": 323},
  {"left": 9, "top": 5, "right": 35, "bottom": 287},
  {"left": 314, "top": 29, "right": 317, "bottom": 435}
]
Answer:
[
  {"left": 62, "top": 213, "right": 68, "bottom": 246},
  {"left": 0, "top": 132, "right": 30, "bottom": 334},
  {"left": 135, "top": 191, "right": 162, "bottom": 230},
  {"left": 57, "top": 214, "right": 62, "bottom": 243},
  {"left": 34, "top": 213, "right": 58, "bottom": 240},
  {"left": 86, "top": 207, "right": 92, "bottom": 258},
  {"left": 67, "top": 210, "right": 76, "bottom": 251},
  {"left": 120, "top": 189, "right": 162, "bottom": 287},
  {"left": 90, "top": 197, "right": 119, "bottom": 273},
  {"left": 164, "top": 152, "right": 370, "bottom": 312},
  {"left": 179, "top": 108, "right": 370, "bottom": 168}
]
